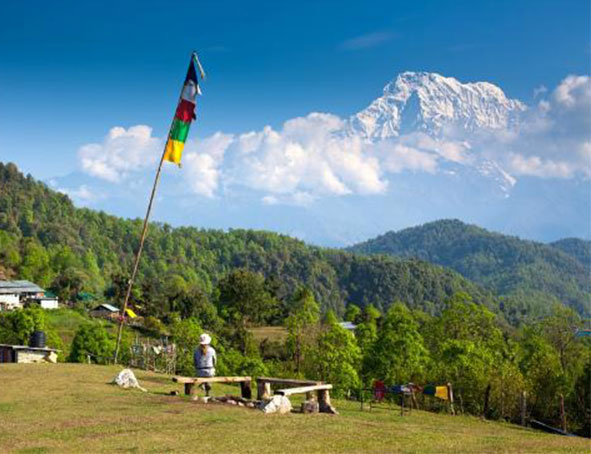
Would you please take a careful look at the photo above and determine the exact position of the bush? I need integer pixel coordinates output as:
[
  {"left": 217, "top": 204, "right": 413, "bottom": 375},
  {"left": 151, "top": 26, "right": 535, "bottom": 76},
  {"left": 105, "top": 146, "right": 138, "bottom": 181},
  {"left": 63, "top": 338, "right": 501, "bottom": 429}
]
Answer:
[{"left": 68, "top": 323, "right": 114, "bottom": 364}]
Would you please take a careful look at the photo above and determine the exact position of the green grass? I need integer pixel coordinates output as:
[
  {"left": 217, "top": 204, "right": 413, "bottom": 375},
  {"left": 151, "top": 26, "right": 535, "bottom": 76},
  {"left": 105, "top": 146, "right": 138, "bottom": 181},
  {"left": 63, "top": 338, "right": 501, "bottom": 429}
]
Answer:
[
  {"left": 0, "top": 364, "right": 588, "bottom": 453},
  {"left": 249, "top": 326, "right": 288, "bottom": 344},
  {"left": 44, "top": 309, "right": 143, "bottom": 359}
]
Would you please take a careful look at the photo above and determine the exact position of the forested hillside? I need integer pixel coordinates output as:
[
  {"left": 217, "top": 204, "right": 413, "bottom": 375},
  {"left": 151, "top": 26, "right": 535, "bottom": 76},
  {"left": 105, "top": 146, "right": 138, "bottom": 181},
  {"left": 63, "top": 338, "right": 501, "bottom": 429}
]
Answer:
[
  {"left": 0, "top": 162, "right": 492, "bottom": 317},
  {"left": 349, "top": 219, "right": 590, "bottom": 320},
  {"left": 550, "top": 238, "right": 591, "bottom": 269},
  {"left": 1, "top": 162, "right": 589, "bottom": 435}
]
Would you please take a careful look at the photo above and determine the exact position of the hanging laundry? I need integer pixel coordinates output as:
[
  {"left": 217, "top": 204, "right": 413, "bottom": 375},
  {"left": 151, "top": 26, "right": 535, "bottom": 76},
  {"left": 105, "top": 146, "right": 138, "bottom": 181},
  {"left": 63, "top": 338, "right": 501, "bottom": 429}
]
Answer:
[
  {"left": 391, "top": 385, "right": 412, "bottom": 394},
  {"left": 422, "top": 384, "right": 449, "bottom": 400},
  {"left": 373, "top": 380, "right": 387, "bottom": 401},
  {"left": 435, "top": 386, "right": 449, "bottom": 400},
  {"left": 423, "top": 384, "right": 436, "bottom": 396}
]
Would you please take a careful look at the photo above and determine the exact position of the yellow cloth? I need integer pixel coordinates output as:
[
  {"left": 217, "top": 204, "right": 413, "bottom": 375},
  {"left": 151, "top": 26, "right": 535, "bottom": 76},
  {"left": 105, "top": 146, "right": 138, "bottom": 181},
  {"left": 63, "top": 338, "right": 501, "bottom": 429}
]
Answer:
[
  {"left": 163, "top": 139, "right": 185, "bottom": 165},
  {"left": 435, "top": 385, "right": 448, "bottom": 400},
  {"left": 125, "top": 308, "right": 138, "bottom": 318}
]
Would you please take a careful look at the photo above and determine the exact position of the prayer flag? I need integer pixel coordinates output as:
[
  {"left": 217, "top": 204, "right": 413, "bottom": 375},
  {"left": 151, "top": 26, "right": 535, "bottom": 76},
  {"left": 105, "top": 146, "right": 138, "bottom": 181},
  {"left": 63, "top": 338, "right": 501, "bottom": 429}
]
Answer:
[{"left": 163, "top": 55, "right": 202, "bottom": 165}]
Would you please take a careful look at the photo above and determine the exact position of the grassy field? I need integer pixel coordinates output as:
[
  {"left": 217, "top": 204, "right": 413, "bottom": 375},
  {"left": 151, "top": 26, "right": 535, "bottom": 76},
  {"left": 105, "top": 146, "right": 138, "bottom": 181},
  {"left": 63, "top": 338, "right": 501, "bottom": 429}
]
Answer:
[
  {"left": 0, "top": 364, "right": 588, "bottom": 454},
  {"left": 249, "top": 325, "right": 288, "bottom": 344}
]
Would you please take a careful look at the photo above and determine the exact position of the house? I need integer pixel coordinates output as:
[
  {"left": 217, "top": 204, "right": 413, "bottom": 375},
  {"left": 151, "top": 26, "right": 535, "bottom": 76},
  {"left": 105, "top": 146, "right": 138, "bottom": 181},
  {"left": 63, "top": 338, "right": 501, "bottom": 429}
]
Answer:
[
  {"left": 90, "top": 303, "right": 120, "bottom": 319},
  {"left": 26, "top": 294, "right": 60, "bottom": 310},
  {"left": 0, "top": 280, "right": 48, "bottom": 311},
  {"left": 0, "top": 344, "right": 59, "bottom": 364}
]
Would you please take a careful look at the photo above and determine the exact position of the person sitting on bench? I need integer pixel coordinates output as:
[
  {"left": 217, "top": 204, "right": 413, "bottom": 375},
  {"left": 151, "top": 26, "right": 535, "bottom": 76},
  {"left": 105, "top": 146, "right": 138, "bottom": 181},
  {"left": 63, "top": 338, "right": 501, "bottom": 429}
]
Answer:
[{"left": 193, "top": 333, "right": 217, "bottom": 396}]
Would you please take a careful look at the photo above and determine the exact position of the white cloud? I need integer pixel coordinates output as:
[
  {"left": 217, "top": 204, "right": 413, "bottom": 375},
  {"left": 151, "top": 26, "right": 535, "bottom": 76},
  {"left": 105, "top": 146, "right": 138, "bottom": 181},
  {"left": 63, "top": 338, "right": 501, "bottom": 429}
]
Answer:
[
  {"left": 213, "top": 113, "right": 388, "bottom": 199},
  {"left": 78, "top": 74, "right": 590, "bottom": 206},
  {"left": 508, "top": 154, "right": 575, "bottom": 179},
  {"left": 533, "top": 85, "right": 547, "bottom": 98},
  {"left": 340, "top": 31, "right": 395, "bottom": 50},
  {"left": 78, "top": 125, "right": 161, "bottom": 182},
  {"left": 55, "top": 184, "right": 102, "bottom": 205},
  {"left": 464, "top": 74, "right": 591, "bottom": 180},
  {"left": 182, "top": 132, "right": 232, "bottom": 197},
  {"left": 553, "top": 75, "right": 590, "bottom": 109}
]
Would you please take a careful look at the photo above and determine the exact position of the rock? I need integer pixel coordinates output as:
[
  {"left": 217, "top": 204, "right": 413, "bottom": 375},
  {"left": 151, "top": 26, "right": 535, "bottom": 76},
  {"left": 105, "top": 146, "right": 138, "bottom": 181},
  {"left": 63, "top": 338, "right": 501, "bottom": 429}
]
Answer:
[
  {"left": 301, "top": 399, "right": 319, "bottom": 414},
  {"left": 227, "top": 400, "right": 237, "bottom": 405},
  {"left": 261, "top": 395, "right": 292, "bottom": 414},
  {"left": 237, "top": 402, "right": 244, "bottom": 407},
  {"left": 169, "top": 390, "right": 179, "bottom": 396},
  {"left": 111, "top": 369, "right": 147, "bottom": 392}
]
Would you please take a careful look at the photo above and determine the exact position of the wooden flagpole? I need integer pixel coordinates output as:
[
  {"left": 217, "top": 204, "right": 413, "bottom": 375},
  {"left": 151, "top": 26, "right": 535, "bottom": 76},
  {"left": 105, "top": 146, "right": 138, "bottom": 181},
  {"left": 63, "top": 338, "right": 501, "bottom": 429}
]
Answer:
[{"left": 113, "top": 52, "right": 203, "bottom": 363}]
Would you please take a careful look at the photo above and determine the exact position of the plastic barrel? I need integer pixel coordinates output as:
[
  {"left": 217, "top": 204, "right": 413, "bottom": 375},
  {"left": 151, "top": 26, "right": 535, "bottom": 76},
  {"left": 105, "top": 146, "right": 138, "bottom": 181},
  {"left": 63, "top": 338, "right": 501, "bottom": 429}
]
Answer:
[{"left": 29, "top": 330, "right": 46, "bottom": 348}]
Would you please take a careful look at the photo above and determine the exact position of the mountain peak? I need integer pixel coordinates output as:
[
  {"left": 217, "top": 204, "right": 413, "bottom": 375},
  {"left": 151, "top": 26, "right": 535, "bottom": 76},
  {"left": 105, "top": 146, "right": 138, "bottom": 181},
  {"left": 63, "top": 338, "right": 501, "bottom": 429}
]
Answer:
[{"left": 348, "top": 71, "right": 526, "bottom": 140}]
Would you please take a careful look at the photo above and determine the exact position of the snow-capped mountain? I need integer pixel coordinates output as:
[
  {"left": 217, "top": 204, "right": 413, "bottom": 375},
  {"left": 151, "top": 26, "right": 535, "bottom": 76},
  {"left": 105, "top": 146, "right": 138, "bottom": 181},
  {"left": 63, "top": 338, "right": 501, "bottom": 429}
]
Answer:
[
  {"left": 344, "top": 71, "right": 526, "bottom": 196},
  {"left": 348, "top": 71, "right": 526, "bottom": 140}
]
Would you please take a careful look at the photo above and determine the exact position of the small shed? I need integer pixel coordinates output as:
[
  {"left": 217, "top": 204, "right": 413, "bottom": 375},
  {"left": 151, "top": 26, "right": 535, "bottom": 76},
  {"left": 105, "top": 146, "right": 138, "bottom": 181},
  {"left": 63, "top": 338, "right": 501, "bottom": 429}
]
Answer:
[
  {"left": 90, "top": 303, "right": 120, "bottom": 319},
  {"left": 0, "top": 344, "right": 59, "bottom": 364}
]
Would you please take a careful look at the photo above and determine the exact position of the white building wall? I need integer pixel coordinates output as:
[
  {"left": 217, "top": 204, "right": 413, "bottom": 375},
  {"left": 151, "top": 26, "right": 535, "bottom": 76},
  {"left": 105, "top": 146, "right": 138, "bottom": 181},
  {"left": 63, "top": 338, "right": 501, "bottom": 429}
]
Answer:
[
  {"left": 39, "top": 299, "right": 59, "bottom": 309},
  {"left": 0, "top": 294, "right": 22, "bottom": 310}
]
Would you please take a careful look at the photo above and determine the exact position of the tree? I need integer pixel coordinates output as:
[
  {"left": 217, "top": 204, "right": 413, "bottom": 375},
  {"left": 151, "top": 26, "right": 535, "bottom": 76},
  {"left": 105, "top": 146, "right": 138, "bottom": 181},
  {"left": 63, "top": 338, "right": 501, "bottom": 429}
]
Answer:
[
  {"left": 309, "top": 314, "right": 362, "bottom": 397},
  {"left": 68, "top": 323, "right": 114, "bottom": 364},
  {"left": 285, "top": 287, "right": 320, "bottom": 373},
  {"left": 217, "top": 269, "right": 278, "bottom": 326},
  {"left": 539, "top": 304, "right": 582, "bottom": 370},
  {"left": 169, "top": 315, "right": 203, "bottom": 374},
  {"left": 366, "top": 303, "right": 429, "bottom": 384},
  {"left": 0, "top": 306, "right": 45, "bottom": 345},
  {"left": 429, "top": 293, "right": 505, "bottom": 414},
  {"left": 344, "top": 304, "right": 362, "bottom": 323}
]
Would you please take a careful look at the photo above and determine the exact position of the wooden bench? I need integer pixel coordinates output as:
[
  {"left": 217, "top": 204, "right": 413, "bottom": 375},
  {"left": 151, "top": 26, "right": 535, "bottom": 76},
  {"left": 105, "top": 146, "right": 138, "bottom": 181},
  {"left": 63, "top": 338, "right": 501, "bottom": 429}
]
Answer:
[
  {"left": 256, "top": 377, "right": 337, "bottom": 414},
  {"left": 173, "top": 375, "right": 252, "bottom": 399},
  {"left": 256, "top": 376, "right": 321, "bottom": 400}
]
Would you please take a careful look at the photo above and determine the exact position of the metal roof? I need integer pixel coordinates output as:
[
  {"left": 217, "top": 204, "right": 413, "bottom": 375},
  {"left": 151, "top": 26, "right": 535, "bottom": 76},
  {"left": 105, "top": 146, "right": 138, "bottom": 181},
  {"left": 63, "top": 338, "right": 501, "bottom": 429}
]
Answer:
[
  {"left": 94, "top": 303, "right": 119, "bottom": 312},
  {"left": 339, "top": 321, "right": 357, "bottom": 330},
  {"left": 0, "top": 280, "right": 45, "bottom": 294}
]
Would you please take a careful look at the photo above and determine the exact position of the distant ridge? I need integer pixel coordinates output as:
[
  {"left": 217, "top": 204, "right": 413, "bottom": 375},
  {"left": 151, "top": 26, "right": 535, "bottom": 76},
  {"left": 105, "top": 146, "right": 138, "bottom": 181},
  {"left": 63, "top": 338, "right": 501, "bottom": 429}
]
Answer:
[{"left": 349, "top": 219, "right": 590, "bottom": 319}]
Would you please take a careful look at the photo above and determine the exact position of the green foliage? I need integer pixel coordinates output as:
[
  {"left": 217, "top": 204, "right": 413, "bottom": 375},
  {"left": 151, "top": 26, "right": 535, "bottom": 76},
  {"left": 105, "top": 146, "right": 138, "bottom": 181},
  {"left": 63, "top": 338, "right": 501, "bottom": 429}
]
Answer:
[
  {"left": 68, "top": 323, "right": 114, "bottom": 364},
  {"left": 349, "top": 219, "right": 590, "bottom": 319},
  {"left": 344, "top": 304, "right": 361, "bottom": 323},
  {"left": 365, "top": 303, "right": 429, "bottom": 385},
  {"left": 307, "top": 317, "right": 362, "bottom": 397},
  {"left": 0, "top": 163, "right": 495, "bottom": 321},
  {"left": 216, "top": 269, "right": 279, "bottom": 326},
  {"left": 216, "top": 347, "right": 268, "bottom": 378},
  {"left": 0, "top": 306, "right": 47, "bottom": 345},
  {"left": 285, "top": 288, "right": 320, "bottom": 373},
  {"left": 169, "top": 315, "right": 203, "bottom": 375}
]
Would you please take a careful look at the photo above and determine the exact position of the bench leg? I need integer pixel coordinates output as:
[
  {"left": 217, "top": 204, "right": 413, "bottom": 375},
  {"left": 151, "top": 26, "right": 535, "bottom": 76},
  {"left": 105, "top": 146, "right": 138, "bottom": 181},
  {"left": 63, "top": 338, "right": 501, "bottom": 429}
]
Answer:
[
  {"left": 257, "top": 382, "right": 271, "bottom": 400},
  {"left": 318, "top": 390, "right": 338, "bottom": 414},
  {"left": 241, "top": 380, "right": 252, "bottom": 399},
  {"left": 184, "top": 383, "right": 195, "bottom": 396}
]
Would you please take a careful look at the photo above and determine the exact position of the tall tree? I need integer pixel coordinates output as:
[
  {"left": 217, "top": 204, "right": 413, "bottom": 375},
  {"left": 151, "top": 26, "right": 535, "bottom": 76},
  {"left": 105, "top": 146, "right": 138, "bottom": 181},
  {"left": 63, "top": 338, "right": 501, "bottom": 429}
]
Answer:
[{"left": 285, "top": 287, "right": 320, "bottom": 373}]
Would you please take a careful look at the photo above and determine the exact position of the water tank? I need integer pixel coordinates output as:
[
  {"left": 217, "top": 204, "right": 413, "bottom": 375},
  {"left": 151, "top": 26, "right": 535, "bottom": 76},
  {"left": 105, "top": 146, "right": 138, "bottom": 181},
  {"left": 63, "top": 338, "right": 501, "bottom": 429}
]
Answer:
[{"left": 29, "top": 330, "right": 46, "bottom": 348}]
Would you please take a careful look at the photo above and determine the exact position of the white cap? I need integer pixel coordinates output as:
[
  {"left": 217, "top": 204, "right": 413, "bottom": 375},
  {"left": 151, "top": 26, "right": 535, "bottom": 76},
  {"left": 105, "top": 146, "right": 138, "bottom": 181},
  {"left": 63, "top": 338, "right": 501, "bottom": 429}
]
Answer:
[{"left": 199, "top": 333, "right": 211, "bottom": 345}]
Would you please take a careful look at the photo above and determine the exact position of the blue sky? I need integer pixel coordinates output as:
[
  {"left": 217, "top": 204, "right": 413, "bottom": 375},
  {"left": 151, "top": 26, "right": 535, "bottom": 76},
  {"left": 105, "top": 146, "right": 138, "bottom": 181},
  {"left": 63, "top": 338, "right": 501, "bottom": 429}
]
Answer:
[
  {"left": 0, "top": 0, "right": 589, "bottom": 244},
  {"left": 1, "top": 0, "right": 589, "bottom": 177}
]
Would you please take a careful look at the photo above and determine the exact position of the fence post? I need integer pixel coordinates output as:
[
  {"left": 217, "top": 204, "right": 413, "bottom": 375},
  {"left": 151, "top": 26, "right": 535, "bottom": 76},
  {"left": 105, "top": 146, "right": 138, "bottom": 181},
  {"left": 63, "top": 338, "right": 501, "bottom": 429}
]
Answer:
[
  {"left": 447, "top": 383, "right": 455, "bottom": 415},
  {"left": 520, "top": 391, "right": 527, "bottom": 426}
]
